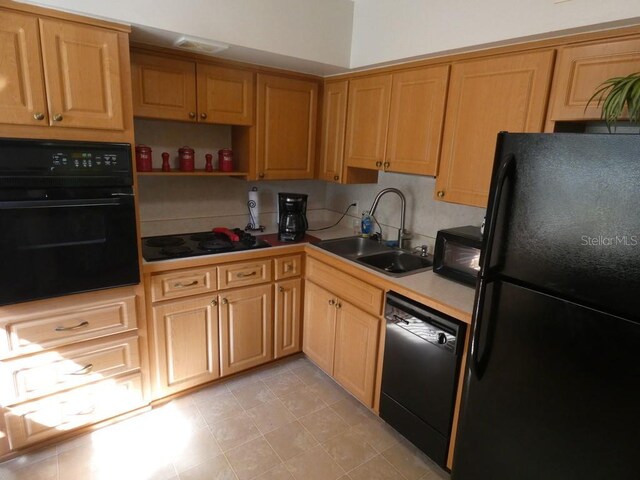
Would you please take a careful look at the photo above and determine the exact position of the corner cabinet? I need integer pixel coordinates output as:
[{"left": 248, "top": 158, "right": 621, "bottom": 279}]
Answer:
[
  {"left": 548, "top": 37, "right": 640, "bottom": 122},
  {"left": 435, "top": 50, "right": 555, "bottom": 207},
  {"left": 255, "top": 74, "right": 318, "bottom": 180},
  {"left": 0, "top": 10, "right": 128, "bottom": 134},
  {"left": 131, "top": 51, "right": 254, "bottom": 125}
]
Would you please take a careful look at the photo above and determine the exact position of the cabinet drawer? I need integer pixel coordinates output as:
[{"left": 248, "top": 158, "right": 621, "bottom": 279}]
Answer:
[
  {"left": 0, "top": 291, "right": 137, "bottom": 358},
  {"left": 306, "top": 258, "right": 383, "bottom": 316},
  {"left": 275, "top": 255, "right": 302, "bottom": 280},
  {"left": 4, "top": 373, "right": 144, "bottom": 450},
  {"left": 151, "top": 267, "right": 218, "bottom": 302},
  {"left": 218, "top": 260, "right": 272, "bottom": 290},
  {"left": 1, "top": 336, "right": 140, "bottom": 405}
]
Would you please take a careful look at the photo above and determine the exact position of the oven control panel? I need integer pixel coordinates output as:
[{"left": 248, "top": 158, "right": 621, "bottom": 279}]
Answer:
[{"left": 50, "top": 151, "right": 122, "bottom": 172}]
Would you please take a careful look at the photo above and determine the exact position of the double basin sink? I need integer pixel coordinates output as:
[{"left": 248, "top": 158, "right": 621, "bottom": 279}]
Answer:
[{"left": 315, "top": 236, "right": 433, "bottom": 277}]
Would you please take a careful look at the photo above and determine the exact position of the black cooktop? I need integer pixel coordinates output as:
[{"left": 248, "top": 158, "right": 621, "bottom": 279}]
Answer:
[{"left": 142, "top": 229, "right": 271, "bottom": 262}]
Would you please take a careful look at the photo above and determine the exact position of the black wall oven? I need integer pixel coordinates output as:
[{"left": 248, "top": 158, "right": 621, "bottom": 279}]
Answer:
[{"left": 0, "top": 138, "right": 140, "bottom": 306}]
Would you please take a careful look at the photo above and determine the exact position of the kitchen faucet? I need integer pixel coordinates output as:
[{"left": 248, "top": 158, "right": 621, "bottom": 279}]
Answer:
[{"left": 369, "top": 188, "right": 410, "bottom": 249}]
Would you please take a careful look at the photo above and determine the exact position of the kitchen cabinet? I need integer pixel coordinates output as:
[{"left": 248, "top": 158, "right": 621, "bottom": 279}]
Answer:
[
  {"left": 435, "top": 50, "right": 555, "bottom": 207},
  {"left": 303, "top": 258, "right": 382, "bottom": 407},
  {"left": 255, "top": 74, "right": 318, "bottom": 179},
  {"left": 342, "top": 66, "right": 449, "bottom": 177},
  {"left": 151, "top": 295, "right": 220, "bottom": 396},
  {"left": 0, "top": 11, "right": 125, "bottom": 132},
  {"left": 275, "top": 278, "right": 302, "bottom": 359},
  {"left": 0, "top": 287, "right": 146, "bottom": 452},
  {"left": 548, "top": 37, "right": 640, "bottom": 122},
  {"left": 131, "top": 51, "right": 254, "bottom": 125},
  {"left": 219, "top": 284, "right": 273, "bottom": 376},
  {"left": 344, "top": 75, "right": 393, "bottom": 171}
]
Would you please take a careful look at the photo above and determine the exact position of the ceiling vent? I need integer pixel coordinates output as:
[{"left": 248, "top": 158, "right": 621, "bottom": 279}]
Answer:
[{"left": 173, "top": 37, "right": 229, "bottom": 55}]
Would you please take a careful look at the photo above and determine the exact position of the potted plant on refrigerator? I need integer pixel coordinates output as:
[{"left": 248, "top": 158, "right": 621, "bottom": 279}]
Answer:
[{"left": 587, "top": 72, "right": 640, "bottom": 131}]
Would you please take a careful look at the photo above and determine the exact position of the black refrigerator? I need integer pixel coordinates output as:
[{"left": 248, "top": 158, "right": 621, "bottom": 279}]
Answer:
[{"left": 451, "top": 133, "right": 640, "bottom": 480}]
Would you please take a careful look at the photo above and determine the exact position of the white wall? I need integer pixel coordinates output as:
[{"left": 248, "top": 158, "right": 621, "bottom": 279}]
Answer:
[
  {"left": 22, "top": 0, "right": 354, "bottom": 68},
  {"left": 350, "top": 0, "right": 640, "bottom": 67}
]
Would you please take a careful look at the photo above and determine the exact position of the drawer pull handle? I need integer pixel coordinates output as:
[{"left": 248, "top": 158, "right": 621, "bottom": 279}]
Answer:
[
  {"left": 283, "top": 264, "right": 293, "bottom": 272},
  {"left": 237, "top": 271, "right": 257, "bottom": 278},
  {"left": 175, "top": 280, "right": 198, "bottom": 288},
  {"left": 55, "top": 321, "right": 89, "bottom": 332},
  {"left": 66, "top": 364, "right": 94, "bottom": 375}
]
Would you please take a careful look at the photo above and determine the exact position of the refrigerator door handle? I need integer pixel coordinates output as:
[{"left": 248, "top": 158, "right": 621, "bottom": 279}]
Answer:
[
  {"left": 470, "top": 278, "right": 496, "bottom": 380},
  {"left": 480, "top": 153, "right": 515, "bottom": 277}
]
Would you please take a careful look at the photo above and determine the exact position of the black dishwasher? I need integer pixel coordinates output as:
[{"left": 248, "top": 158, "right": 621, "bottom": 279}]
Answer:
[{"left": 380, "top": 291, "right": 465, "bottom": 468}]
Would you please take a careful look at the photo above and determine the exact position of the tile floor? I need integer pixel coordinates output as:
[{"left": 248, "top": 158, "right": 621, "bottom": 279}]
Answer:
[{"left": 0, "top": 354, "right": 450, "bottom": 480}]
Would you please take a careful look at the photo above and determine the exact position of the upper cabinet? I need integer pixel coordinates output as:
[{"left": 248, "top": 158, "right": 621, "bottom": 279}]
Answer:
[
  {"left": 435, "top": 51, "right": 555, "bottom": 207},
  {"left": 0, "top": 11, "right": 127, "bottom": 134},
  {"left": 131, "top": 51, "right": 254, "bottom": 125},
  {"left": 255, "top": 74, "right": 318, "bottom": 180},
  {"left": 342, "top": 66, "right": 449, "bottom": 177},
  {"left": 548, "top": 37, "right": 640, "bottom": 122},
  {"left": 319, "top": 80, "right": 349, "bottom": 183},
  {"left": 344, "top": 75, "right": 393, "bottom": 171}
]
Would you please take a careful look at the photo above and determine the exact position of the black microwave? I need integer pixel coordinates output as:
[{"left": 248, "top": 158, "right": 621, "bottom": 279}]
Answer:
[{"left": 433, "top": 226, "right": 483, "bottom": 286}]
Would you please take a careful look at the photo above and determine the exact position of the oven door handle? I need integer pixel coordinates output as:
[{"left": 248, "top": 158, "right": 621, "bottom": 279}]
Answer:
[{"left": 0, "top": 198, "right": 126, "bottom": 209}]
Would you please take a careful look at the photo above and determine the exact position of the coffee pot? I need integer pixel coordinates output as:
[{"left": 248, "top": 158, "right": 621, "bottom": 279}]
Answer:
[{"left": 278, "top": 193, "right": 308, "bottom": 242}]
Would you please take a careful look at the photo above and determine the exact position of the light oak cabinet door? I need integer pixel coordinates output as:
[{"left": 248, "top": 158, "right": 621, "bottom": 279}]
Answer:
[
  {"left": 39, "top": 19, "right": 124, "bottom": 130},
  {"left": 333, "top": 301, "right": 379, "bottom": 407},
  {"left": 219, "top": 284, "right": 273, "bottom": 376},
  {"left": 319, "top": 80, "right": 349, "bottom": 182},
  {"left": 0, "top": 11, "right": 48, "bottom": 127},
  {"left": 386, "top": 66, "right": 449, "bottom": 176},
  {"left": 549, "top": 37, "right": 640, "bottom": 121},
  {"left": 131, "top": 52, "right": 197, "bottom": 122},
  {"left": 151, "top": 295, "right": 220, "bottom": 396},
  {"left": 274, "top": 279, "right": 302, "bottom": 359},
  {"left": 197, "top": 64, "right": 254, "bottom": 125},
  {"left": 344, "top": 75, "right": 392, "bottom": 170},
  {"left": 302, "top": 281, "right": 337, "bottom": 374},
  {"left": 436, "top": 51, "right": 554, "bottom": 207},
  {"left": 257, "top": 74, "right": 318, "bottom": 179}
]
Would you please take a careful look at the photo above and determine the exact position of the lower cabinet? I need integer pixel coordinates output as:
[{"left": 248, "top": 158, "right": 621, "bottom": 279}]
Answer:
[
  {"left": 219, "top": 284, "right": 273, "bottom": 376},
  {"left": 275, "top": 278, "right": 302, "bottom": 359},
  {"left": 303, "top": 280, "right": 380, "bottom": 407},
  {"left": 151, "top": 295, "right": 220, "bottom": 396}
]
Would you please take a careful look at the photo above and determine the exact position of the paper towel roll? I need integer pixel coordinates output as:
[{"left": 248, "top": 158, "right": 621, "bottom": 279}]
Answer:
[{"left": 248, "top": 188, "right": 260, "bottom": 229}]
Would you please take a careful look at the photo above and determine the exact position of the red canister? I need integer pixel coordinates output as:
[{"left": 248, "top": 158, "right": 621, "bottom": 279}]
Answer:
[
  {"left": 135, "top": 145, "right": 153, "bottom": 172},
  {"left": 178, "top": 146, "right": 195, "bottom": 172},
  {"left": 218, "top": 148, "right": 233, "bottom": 172}
]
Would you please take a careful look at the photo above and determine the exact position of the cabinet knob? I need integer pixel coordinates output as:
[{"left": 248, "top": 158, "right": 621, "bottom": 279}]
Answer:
[
  {"left": 211, "top": 298, "right": 218, "bottom": 307},
  {"left": 383, "top": 161, "right": 390, "bottom": 169},
  {"left": 222, "top": 298, "right": 228, "bottom": 305},
  {"left": 200, "top": 113, "right": 208, "bottom": 120},
  {"left": 33, "top": 112, "right": 45, "bottom": 121},
  {"left": 188, "top": 112, "right": 196, "bottom": 119},
  {"left": 53, "top": 114, "right": 63, "bottom": 122},
  {"left": 328, "top": 299, "right": 335, "bottom": 306},
  {"left": 258, "top": 173, "right": 265, "bottom": 179},
  {"left": 375, "top": 161, "right": 382, "bottom": 168},
  {"left": 437, "top": 190, "right": 445, "bottom": 198},
  {"left": 335, "top": 302, "right": 342, "bottom": 309},
  {"left": 279, "top": 286, "right": 285, "bottom": 293},
  {"left": 333, "top": 175, "right": 339, "bottom": 181}
]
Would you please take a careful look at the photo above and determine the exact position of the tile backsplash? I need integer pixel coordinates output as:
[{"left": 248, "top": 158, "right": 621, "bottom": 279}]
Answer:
[{"left": 135, "top": 120, "right": 485, "bottom": 245}]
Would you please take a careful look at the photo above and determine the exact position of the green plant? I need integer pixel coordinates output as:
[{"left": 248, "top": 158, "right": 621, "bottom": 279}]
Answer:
[{"left": 586, "top": 72, "right": 640, "bottom": 131}]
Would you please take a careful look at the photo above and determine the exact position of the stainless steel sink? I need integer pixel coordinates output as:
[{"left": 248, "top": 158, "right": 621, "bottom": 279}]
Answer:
[
  {"left": 316, "top": 236, "right": 432, "bottom": 277},
  {"left": 356, "top": 250, "right": 433, "bottom": 277},
  {"left": 316, "top": 236, "right": 391, "bottom": 257}
]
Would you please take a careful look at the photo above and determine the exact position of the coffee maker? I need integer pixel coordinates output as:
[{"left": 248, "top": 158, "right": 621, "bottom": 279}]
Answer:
[{"left": 278, "top": 193, "right": 308, "bottom": 242}]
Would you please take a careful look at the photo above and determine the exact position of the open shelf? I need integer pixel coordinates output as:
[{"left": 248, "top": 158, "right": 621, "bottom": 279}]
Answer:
[{"left": 137, "top": 169, "right": 248, "bottom": 177}]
